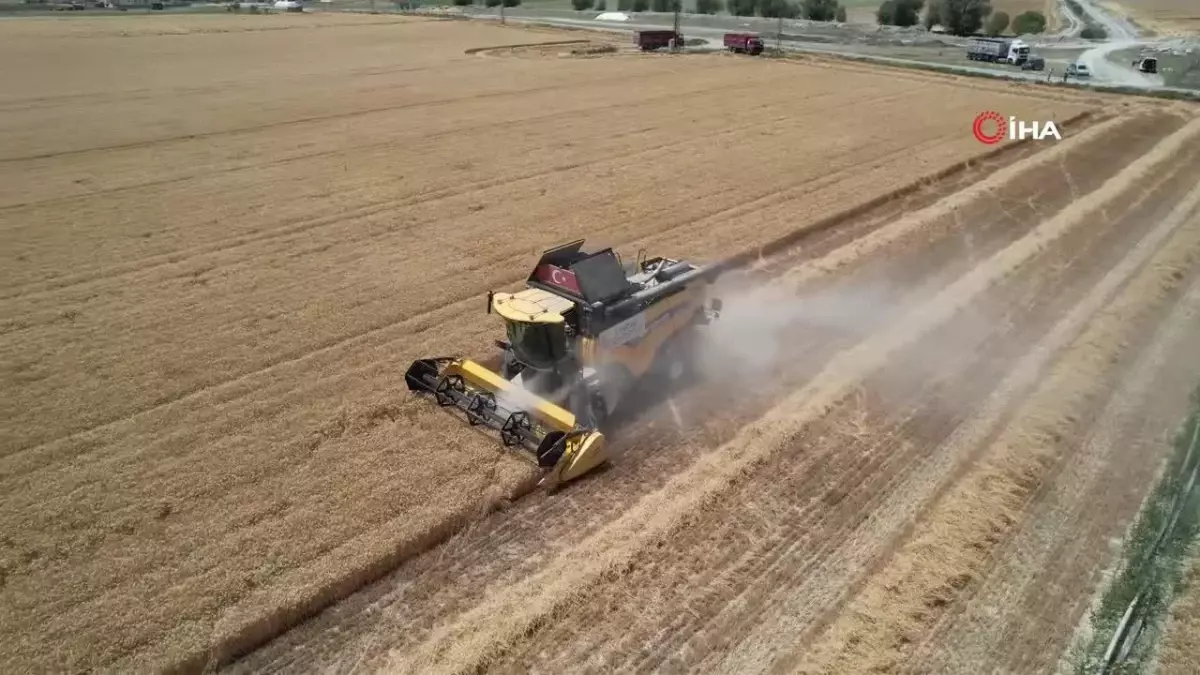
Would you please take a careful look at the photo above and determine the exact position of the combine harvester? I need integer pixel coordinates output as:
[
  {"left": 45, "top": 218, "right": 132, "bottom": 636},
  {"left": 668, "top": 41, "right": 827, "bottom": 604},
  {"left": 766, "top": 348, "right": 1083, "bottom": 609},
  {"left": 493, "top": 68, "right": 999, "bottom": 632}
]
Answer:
[{"left": 406, "top": 240, "right": 722, "bottom": 488}]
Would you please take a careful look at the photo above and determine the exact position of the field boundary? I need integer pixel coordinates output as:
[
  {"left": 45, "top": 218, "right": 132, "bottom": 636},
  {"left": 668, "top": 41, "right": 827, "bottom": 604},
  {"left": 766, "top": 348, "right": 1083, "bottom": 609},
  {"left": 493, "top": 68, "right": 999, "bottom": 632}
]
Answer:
[
  {"left": 1075, "top": 386, "right": 1200, "bottom": 674},
  {"left": 170, "top": 112, "right": 1096, "bottom": 675}
]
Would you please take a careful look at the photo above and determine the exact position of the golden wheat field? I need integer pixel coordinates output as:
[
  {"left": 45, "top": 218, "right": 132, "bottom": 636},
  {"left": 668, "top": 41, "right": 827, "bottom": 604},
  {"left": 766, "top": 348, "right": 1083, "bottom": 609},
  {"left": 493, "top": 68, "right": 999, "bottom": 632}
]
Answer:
[{"left": 3, "top": 11, "right": 1200, "bottom": 675}]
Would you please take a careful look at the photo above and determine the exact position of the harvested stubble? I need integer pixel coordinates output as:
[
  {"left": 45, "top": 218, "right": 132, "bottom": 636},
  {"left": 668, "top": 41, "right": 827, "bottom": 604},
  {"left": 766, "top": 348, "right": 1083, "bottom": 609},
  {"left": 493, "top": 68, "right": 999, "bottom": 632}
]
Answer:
[
  {"left": 792, "top": 155, "right": 1200, "bottom": 673},
  {"left": 0, "top": 12, "right": 1099, "bottom": 674},
  {"left": 1158, "top": 542, "right": 1200, "bottom": 675}
]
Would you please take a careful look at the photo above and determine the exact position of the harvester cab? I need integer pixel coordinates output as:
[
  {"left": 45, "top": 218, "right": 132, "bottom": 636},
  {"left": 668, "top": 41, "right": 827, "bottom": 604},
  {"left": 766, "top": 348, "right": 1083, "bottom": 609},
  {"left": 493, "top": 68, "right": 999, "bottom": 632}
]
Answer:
[{"left": 405, "top": 239, "right": 722, "bottom": 488}]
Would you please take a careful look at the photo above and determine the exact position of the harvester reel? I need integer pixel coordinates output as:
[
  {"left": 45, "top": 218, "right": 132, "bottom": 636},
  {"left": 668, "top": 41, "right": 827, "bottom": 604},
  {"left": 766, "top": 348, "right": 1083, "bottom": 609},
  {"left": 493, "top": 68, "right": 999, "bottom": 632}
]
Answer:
[
  {"left": 434, "top": 374, "right": 466, "bottom": 408},
  {"left": 500, "top": 411, "right": 533, "bottom": 448},
  {"left": 465, "top": 391, "right": 497, "bottom": 426}
]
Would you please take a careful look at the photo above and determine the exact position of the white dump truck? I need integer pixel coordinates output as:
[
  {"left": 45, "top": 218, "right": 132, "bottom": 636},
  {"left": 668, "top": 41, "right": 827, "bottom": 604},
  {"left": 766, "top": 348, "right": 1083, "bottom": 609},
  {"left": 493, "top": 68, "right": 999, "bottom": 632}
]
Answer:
[{"left": 966, "top": 38, "right": 1030, "bottom": 65}]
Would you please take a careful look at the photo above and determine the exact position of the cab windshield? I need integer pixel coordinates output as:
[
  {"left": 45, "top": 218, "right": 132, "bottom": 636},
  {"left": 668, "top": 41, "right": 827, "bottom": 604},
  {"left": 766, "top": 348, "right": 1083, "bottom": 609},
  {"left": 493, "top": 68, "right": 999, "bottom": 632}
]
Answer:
[{"left": 506, "top": 320, "right": 563, "bottom": 370}]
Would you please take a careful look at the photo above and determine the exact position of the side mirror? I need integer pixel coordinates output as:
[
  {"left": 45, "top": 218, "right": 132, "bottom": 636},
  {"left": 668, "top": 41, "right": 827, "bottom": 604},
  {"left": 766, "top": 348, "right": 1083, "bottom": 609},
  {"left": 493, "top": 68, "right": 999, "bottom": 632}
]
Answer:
[{"left": 486, "top": 290, "right": 493, "bottom": 314}]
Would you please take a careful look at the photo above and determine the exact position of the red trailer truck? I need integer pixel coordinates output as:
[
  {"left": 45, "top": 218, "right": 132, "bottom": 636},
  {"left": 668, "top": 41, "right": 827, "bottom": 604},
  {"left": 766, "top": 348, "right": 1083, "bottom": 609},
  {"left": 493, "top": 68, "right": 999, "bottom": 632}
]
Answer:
[
  {"left": 635, "top": 30, "right": 683, "bottom": 51},
  {"left": 724, "top": 33, "right": 764, "bottom": 55}
]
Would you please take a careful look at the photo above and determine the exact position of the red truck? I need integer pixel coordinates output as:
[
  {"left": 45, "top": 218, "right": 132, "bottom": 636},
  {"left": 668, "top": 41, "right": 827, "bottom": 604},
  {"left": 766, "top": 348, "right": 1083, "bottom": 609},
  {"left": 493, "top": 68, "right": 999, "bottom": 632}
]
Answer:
[
  {"left": 635, "top": 30, "right": 683, "bottom": 52},
  {"left": 724, "top": 33, "right": 764, "bottom": 55}
]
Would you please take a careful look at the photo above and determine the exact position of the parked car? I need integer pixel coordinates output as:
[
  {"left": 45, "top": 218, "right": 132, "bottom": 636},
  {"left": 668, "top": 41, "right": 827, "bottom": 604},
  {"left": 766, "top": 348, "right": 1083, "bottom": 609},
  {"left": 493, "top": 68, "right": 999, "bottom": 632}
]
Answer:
[
  {"left": 1133, "top": 57, "right": 1158, "bottom": 74},
  {"left": 1021, "top": 56, "right": 1045, "bottom": 71},
  {"left": 1067, "top": 62, "right": 1091, "bottom": 78}
]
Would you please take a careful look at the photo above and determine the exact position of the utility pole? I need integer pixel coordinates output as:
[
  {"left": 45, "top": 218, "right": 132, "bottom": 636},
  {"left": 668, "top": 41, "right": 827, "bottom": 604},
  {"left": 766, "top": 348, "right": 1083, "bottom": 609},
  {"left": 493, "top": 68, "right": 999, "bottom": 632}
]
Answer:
[
  {"left": 672, "top": 0, "right": 681, "bottom": 52},
  {"left": 776, "top": 13, "right": 782, "bottom": 54},
  {"left": 501, "top": 0, "right": 505, "bottom": 24}
]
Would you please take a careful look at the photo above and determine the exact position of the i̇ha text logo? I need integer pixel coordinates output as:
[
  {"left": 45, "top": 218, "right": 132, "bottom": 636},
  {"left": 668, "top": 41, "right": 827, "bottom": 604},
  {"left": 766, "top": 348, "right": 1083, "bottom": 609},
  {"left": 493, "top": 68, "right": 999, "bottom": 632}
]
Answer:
[{"left": 973, "top": 110, "right": 1063, "bottom": 144}]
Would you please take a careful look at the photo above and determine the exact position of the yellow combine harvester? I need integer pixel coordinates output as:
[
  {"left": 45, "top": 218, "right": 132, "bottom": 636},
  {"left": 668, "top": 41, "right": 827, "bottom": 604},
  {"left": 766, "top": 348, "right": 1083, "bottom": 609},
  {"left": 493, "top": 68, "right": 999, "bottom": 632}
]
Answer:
[{"left": 405, "top": 240, "right": 722, "bottom": 488}]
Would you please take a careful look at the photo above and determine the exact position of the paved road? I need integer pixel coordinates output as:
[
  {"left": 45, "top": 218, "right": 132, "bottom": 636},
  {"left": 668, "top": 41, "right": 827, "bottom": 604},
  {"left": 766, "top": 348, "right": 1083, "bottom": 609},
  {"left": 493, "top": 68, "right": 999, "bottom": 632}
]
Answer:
[
  {"left": 465, "top": 9, "right": 1200, "bottom": 94},
  {"left": 442, "top": 6, "right": 1196, "bottom": 96},
  {"left": 1070, "top": 0, "right": 1166, "bottom": 87},
  {"left": 472, "top": 11, "right": 1069, "bottom": 84}
]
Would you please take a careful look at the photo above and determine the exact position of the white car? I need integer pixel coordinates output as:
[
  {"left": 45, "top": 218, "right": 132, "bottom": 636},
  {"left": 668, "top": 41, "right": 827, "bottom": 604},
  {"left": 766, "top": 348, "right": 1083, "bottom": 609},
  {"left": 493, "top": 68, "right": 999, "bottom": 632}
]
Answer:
[
  {"left": 274, "top": 0, "right": 303, "bottom": 10},
  {"left": 1067, "top": 62, "right": 1092, "bottom": 78}
]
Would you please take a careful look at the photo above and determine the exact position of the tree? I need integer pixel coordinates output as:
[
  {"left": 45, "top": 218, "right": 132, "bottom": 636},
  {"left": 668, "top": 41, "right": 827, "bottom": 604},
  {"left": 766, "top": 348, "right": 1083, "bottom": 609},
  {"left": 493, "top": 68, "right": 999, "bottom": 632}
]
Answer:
[
  {"left": 452, "top": 0, "right": 471, "bottom": 5},
  {"left": 650, "top": 0, "right": 679, "bottom": 11},
  {"left": 878, "top": 0, "right": 896, "bottom": 23},
  {"left": 802, "top": 0, "right": 840, "bottom": 21},
  {"left": 594, "top": 0, "right": 605, "bottom": 8},
  {"left": 571, "top": 0, "right": 592, "bottom": 9},
  {"left": 727, "top": 0, "right": 755, "bottom": 15},
  {"left": 631, "top": 0, "right": 648, "bottom": 10},
  {"left": 760, "top": 0, "right": 800, "bottom": 18},
  {"left": 502, "top": 0, "right": 520, "bottom": 6},
  {"left": 923, "top": 1, "right": 941, "bottom": 29},
  {"left": 985, "top": 10, "right": 1008, "bottom": 35},
  {"left": 878, "top": 0, "right": 922, "bottom": 25},
  {"left": 1011, "top": 9, "right": 1046, "bottom": 34},
  {"left": 695, "top": 0, "right": 721, "bottom": 13},
  {"left": 835, "top": 5, "right": 845, "bottom": 20},
  {"left": 1080, "top": 25, "right": 1107, "bottom": 39},
  {"left": 933, "top": 0, "right": 992, "bottom": 36}
]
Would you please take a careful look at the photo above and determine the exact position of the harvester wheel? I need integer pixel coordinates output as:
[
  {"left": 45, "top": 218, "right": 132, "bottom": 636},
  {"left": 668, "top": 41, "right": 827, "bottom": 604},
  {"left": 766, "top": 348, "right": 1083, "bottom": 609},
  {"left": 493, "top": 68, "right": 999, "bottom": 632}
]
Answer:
[
  {"left": 536, "top": 431, "right": 567, "bottom": 467},
  {"left": 656, "top": 331, "right": 697, "bottom": 385}
]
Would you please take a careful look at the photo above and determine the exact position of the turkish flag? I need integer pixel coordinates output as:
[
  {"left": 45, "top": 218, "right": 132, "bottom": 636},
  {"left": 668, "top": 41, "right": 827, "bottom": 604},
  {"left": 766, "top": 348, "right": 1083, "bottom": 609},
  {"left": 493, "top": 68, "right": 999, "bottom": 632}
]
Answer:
[{"left": 534, "top": 264, "right": 581, "bottom": 294}]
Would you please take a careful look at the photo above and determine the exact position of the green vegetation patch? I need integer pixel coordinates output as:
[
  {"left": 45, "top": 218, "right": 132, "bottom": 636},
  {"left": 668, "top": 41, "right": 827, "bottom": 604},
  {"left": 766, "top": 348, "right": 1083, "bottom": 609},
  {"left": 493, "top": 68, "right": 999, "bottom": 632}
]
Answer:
[{"left": 1072, "top": 386, "right": 1200, "bottom": 674}]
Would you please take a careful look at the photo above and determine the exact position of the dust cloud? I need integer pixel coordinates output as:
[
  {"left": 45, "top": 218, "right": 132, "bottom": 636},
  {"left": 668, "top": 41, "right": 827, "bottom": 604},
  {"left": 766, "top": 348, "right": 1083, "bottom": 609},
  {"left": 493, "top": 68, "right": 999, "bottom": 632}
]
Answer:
[{"left": 687, "top": 273, "right": 1001, "bottom": 420}]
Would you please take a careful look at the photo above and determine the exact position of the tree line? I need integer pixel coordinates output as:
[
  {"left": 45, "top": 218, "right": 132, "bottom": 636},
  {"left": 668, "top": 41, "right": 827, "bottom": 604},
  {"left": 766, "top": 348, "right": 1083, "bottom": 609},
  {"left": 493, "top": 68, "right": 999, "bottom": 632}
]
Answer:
[
  {"left": 557, "top": 0, "right": 847, "bottom": 19},
  {"left": 875, "top": 0, "right": 1048, "bottom": 36},
  {"left": 539, "top": 0, "right": 1054, "bottom": 37}
]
